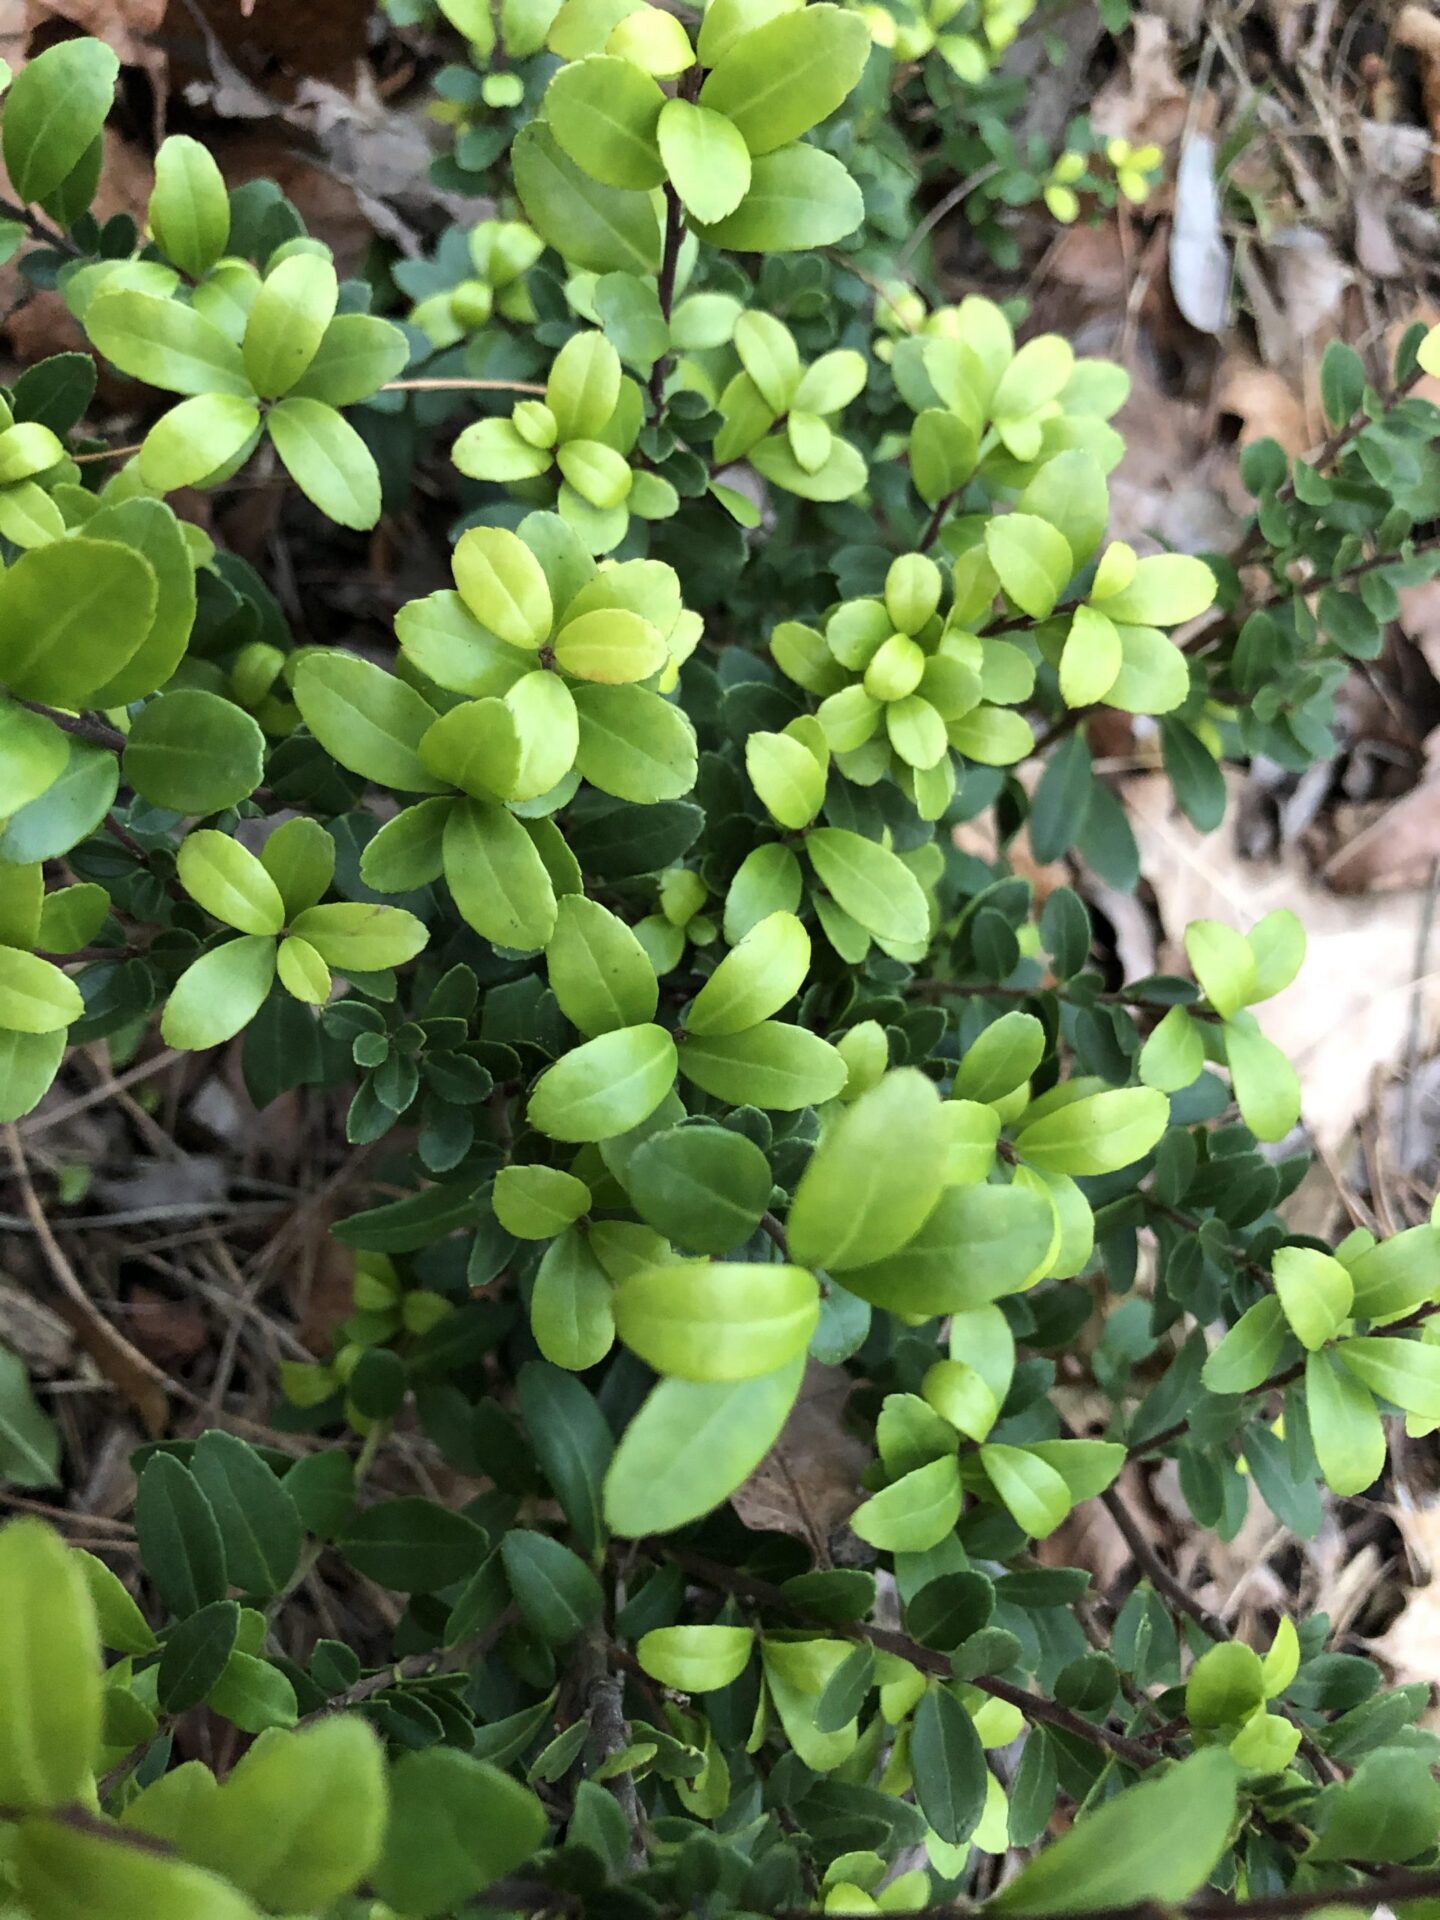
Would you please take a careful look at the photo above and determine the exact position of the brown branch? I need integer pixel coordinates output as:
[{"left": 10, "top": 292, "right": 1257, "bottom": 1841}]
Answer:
[
  {"left": 759, "top": 1210, "right": 789, "bottom": 1255},
  {"left": 15, "top": 698, "right": 127, "bottom": 753},
  {"left": 305, "top": 1608, "right": 517, "bottom": 1721},
  {"left": 653, "top": 1546, "right": 1158, "bottom": 1771},
  {"left": 575, "top": 1621, "right": 646, "bottom": 1869},
  {"left": 918, "top": 487, "right": 961, "bottom": 553}
]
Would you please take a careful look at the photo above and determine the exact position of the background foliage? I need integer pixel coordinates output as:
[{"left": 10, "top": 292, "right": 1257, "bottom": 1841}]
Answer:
[{"left": 3, "top": 7, "right": 1440, "bottom": 1920}]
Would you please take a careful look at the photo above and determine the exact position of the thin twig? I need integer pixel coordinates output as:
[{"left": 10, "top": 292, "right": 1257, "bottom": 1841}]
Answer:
[
  {"left": 381, "top": 377, "right": 547, "bottom": 394},
  {"left": 3, "top": 1122, "right": 172, "bottom": 1435}
]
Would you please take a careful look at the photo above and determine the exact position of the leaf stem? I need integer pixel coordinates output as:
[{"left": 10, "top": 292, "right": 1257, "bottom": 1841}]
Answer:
[{"left": 649, "top": 185, "right": 686, "bottom": 418}]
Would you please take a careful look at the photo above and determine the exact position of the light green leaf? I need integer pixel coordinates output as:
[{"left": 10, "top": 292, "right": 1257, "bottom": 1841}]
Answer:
[
  {"left": 177, "top": 829, "right": 285, "bottom": 934},
  {"left": 850, "top": 1454, "right": 962, "bottom": 1552},
  {"left": 421, "top": 698, "right": 523, "bottom": 801},
  {"left": 1345, "top": 1223, "right": 1440, "bottom": 1321},
  {"left": 545, "top": 55, "right": 665, "bottom": 188},
  {"left": 691, "top": 142, "right": 863, "bottom": 251},
  {"left": 0, "top": 1517, "right": 101, "bottom": 1811},
  {"left": 161, "top": 936, "right": 278, "bottom": 1050},
  {"left": 994, "top": 1750, "right": 1237, "bottom": 1915},
  {"left": 452, "top": 415, "right": 554, "bottom": 482},
  {"left": 267, "top": 397, "right": 381, "bottom": 530},
  {"left": 698, "top": 4, "right": 870, "bottom": 154},
  {"left": 1185, "top": 918, "right": 1256, "bottom": 1017},
  {"left": 805, "top": 827, "right": 929, "bottom": 946},
  {"left": 1223, "top": 1011, "right": 1301, "bottom": 1142},
  {"left": 686, "top": 910, "right": 809, "bottom": 1036},
  {"left": 513, "top": 122, "right": 663, "bottom": 274},
  {"left": 18, "top": 1820, "right": 259, "bottom": 1919},
  {"left": 453, "top": 525, "right": 554, "bottom": 648},
  {"left": 745, "top": 730, "right": 826, "bottom": 830},
  {"left": 0, "top": 537, "right": 157, "bottom": 706},
  {"left": 750, "top": 428, "right": 866, "bottom": 501},
  {"left": 276, "top": 936, "right": 329, "bottom": 1005},
  {"left": 554, "top": 608, "right": 665, "bottom": 683},
  {"left": 1248, "top": 908, "right": 1306, "bottom": 1002},
  {"left": 188, "top": 1719, "right": 384, "bottom": 1912},
  {"left": 243, "top": 253, "right": 338, "bottom": 399},
  {"left": 658, "top": 97, "right": 750, "bottom": 224},
  {"left": 788, "top": 1068, "right": 947, "bottom": 1272},
  {"left": 573, "top": 682, "right": 697, "bottom": 801},
  {"left": 76, "top": 497, "right": 197, "bottom": 708},
  {"left": 495, "top": 1165, "right": 592, "bottom": 1239},
  {"left": 1058, "top": 604, "right": 1121, "bottom": 708},
  {"left": 696, "top": 0, "right": 803, "bottom": 63},
  {"left": 3, "top": 38, "right": 118, "bottom": 203},
  {"left": 546, "top": 895, "right": 658, "bottom": 1036},
  {"left": 638, "top": 1625, "right": 753, "bottom": 1692},
  {"left": 149, "top": 134, "right": 230, "bottom": 278},
  {"left": 979, "top": 1443, "right": 1071, "bottom": 1538},
  {"left": 841, "top": 1182, "right": 1055, "bottom": 1314},
  {"left": 910, "top": 408, "right": 978, "bottom": 505},
  {"left": 1092, "top": 551, "right": 1217, "bottom": 627},
  {"left": 1305, "top": 1347, "right": 1385, "bottom": 1496},
  {"left": 84, "top": 288, "right": 251, "bottom": 396},
  {"left": 528, "top": 1022, "right": 676, "bottom": 1141},
  {"left": 1017, "top": 450, "right": 1109, "bottom": 567},
  {"left": 675, "top": 1020, "right": 847, "bottom": 1109},
  {"left": 1202, "top": 1296, "right": 1287, "bottom": 1394},
  {"left": 0, "top": 948, "right": 82, "bottom": 1035},
  {"left": 289, "top": 313, "right": 410, "bottom": 407},
  {"left": 139, "top": 393, "right": 260, "bottom": 491},
  {"left": 1273, "top": 1245, "right": 1353, "bottom": 1351},
  {"left": 1104, "top": 623, "right": 1189, "bottom": 715},
  {"left": 604, "top": 1357, "right": 805, "bottom": 1534},
  {"left": 123, "top": 690, "right": 265, "bottom": 815},
  {"left": 289, "top": 903, "right": 427, "bottom": 971},
  {"left": 0, "top": 737, "right": 117, "bottom": 865},
  {"left": 953, "top": 1010, "right": 1045, "bottom": 1105},
  {"left": 1335, "top": 1336, "right": 1440, "bottom": 1419},
  {"left": 984, "top": 512, "right": 1074, "bottom": 620},
  {"left": 259, "top": 816, "right": 334, "bottom": 919},
  {"left": 292, "top": 651, "right": 445, "bottom": 793},
  {"left": 1014, "top": 1087, "right": 1167, "bottom": 1176},
  {"left": 1138, "top": 1003, "right": 1206, "bottom": 1093},
  {"left": 443, "top": 796, "right": 558, "bottom": 949},
  {"left": 0, "top": 1030, "right": 65, "bottom": 1124},
  {"left": 531, "top": 1227, "right": 616, "bottom": 1370},
  {"left": 615, "top": 1261, "right": 819, "bottom": 1379}
]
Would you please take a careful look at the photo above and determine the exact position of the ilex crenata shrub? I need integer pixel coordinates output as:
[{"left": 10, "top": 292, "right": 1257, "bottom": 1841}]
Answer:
[{"left": 3, "top": 18, "right": 1440, "bottom": 1920}]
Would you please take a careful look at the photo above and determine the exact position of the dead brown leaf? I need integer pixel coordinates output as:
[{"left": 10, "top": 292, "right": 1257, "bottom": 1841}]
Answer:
[
  {"left": 127, "top": 1284, "right": 210, "bottom": 1364},
  {"left": 1324, "top": 733, "right": 1440, "bottom": 894},
  {"left": 1397, "top": 5, "right": 1440, "bottom": 200},
  {"left": 24, "top": 0, "right": 165, "bottom": 66},
  {"left": 1091, "top": 14, "right": 1189, "bottom": 154},
  {"left": 1367, "top": 1501, "right": 1440, "bottom": 1722},
  {"left": 1107, "top": 361, "right": 1240, "bottom": 554},
  {"left": 1400, "top": 578, "right": 1440, "bottom": 685},
  {"left": 730, "top": 1363, "right": 869, "bottom": 1559}
]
